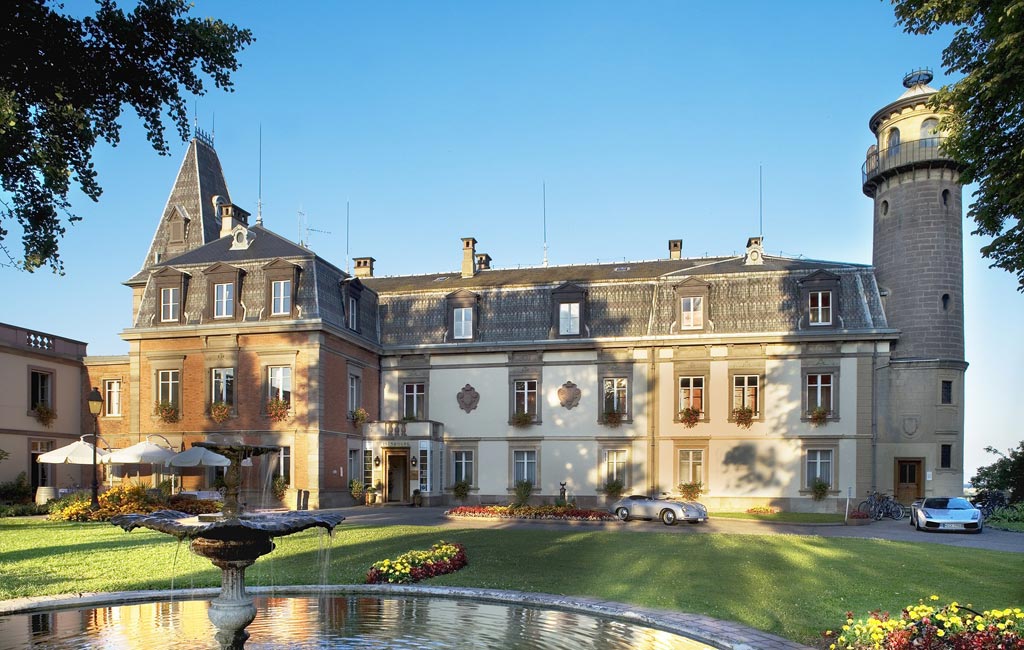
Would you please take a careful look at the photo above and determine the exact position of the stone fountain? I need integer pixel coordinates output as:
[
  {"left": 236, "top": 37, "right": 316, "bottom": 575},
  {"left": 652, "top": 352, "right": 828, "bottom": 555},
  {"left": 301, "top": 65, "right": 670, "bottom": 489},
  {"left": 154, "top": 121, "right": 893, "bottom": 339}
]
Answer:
[{"left": 111, "top": 442, "right": 344, "bottom": 650}]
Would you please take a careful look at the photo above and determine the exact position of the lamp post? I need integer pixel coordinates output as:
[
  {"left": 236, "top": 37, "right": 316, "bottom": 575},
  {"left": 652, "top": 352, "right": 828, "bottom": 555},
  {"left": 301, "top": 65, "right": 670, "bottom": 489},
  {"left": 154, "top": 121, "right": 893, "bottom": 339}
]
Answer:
[{"left": 87, "top": 387, "right": 103, "bottom": 509}]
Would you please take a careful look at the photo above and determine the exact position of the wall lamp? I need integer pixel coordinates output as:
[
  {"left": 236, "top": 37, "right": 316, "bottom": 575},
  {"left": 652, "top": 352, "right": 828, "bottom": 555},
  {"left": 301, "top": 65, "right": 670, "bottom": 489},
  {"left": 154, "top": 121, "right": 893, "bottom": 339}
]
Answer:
[
  {"left": 374, "top": 455, "right": 381, "bottom": 467},
  {"left": 410, "top": 456, "right": 418, "bottom": 468}
]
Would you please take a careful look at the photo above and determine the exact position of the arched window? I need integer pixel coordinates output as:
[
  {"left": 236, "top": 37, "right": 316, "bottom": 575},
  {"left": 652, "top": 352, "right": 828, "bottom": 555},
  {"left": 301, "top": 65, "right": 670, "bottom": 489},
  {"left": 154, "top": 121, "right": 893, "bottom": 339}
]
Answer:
[
  {"left": 887, "top": 128, "right": 901, "bottom": 157},
  {"left": 921, "top": 118, "right": 939, "bottom": 147}
]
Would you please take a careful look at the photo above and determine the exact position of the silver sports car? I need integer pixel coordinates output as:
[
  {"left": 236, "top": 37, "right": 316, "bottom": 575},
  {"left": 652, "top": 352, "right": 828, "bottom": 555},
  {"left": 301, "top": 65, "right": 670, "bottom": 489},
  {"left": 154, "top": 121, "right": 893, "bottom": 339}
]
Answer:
[
  {"left": 909, "top": 496, "right": 983, "bottom": 533},
  {"left": 609, "top": 494, "right": 708, "bottom": 525}
]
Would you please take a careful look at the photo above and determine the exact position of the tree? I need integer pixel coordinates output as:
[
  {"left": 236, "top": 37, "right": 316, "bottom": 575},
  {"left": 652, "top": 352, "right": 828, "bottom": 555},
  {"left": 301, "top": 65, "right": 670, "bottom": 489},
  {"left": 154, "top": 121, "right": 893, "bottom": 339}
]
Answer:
[
  {"left": 970, "top": 442, "right": 1024, "bottom": 503},
  {"left": 892, "top": 0, "right": 1024, "bottom": 291},
  {"left": 0, "top": 0, "right": 252, "bottom": 273}
]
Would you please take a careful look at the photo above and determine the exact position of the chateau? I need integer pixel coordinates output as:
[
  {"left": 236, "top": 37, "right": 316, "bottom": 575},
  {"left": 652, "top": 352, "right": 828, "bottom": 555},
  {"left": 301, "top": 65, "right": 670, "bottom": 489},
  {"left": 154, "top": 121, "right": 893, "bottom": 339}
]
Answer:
[{"left": 3, "top": 72, "right": 965, "bottom": 512}]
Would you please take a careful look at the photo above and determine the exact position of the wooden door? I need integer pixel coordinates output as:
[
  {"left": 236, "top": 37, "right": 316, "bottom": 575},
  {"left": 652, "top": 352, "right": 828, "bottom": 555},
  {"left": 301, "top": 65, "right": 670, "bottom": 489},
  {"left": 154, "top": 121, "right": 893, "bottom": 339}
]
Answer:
[{"left": 895, "top": 459, "right": 922, "bottom": 504}]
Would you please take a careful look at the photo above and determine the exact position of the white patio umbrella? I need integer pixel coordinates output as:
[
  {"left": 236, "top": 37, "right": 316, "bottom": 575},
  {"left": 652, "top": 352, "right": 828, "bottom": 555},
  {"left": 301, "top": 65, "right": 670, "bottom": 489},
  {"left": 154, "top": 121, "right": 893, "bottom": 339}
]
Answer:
[
  {"left": 102, "top": 441, "right": 177, "bottom": 465},
  {"left": 166, "top": 446, "right": 230, "bottom": 467},
  {"left": 36, "top": 438, "right": 110, "bottom": 464}
]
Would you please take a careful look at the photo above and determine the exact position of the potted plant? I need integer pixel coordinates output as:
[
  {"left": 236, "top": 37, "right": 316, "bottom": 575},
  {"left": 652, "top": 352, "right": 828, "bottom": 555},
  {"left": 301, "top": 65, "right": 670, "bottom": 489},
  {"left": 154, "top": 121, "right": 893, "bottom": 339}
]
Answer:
[
  {"left": 511, "top": 411, "right": 533, "bottom": 427},
  {"left": 412, "top": 488, "right": 423, "bottom": 507},
  {"left": 846, "top": 509, "right": 871, "bottom": 525},
  {"left": 375, "top": 480, "right": 384, "bottom": 504},
  {"left": 512, "top": 479, "right": 533, "bottom": 507},
  {"left": 271, "top": 475, "right": 288, "bottom": 501},
  {"left": 732, "top": 406, "right": 754, "bottom": 429},
  {"left": 351, "top": 407, "right": 369, "bottom": 427},
  {"left": 679, "top": 407, "right": 700, "bottom": 428},
  {"left": 33, "top": 403, "right": 56, "bottom": 427},
  {"left": 364, "top": 484, "right": 376, "bottom": 505},
  {"left": 603, "top": 410, "right": 623, "bottom": 427},
  {"left": 452, "top": 479, "right": 471, "bottom": 501},
  {"left": 809, "top": 406, "right": 829, "bottom": 427},
  {"left": 266, "top": 397, "right": 289, "bottom": 422},
  {"left": 677, "top": 481, "right": 703, "bottom": 501},
  {"left": 603, "top": 478, "right": 625, "bottom": 500},
  {"left": 209, "top": 401, "right": 231, "bottom": 424},
  {"left": 349, "top": 479, "right": 364, "bottom": 502},
  {"left": 811, "top": 478, "right": 830, "bottom": 501},
  {"left": 154, "top": 400, "right": 179, "bottom": 423}
]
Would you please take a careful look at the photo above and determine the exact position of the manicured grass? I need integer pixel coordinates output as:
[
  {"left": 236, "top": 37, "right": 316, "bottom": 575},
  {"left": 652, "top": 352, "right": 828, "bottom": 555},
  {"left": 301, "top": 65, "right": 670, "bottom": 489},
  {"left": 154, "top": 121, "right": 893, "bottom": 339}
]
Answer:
[
  {"left": 990, "top": 521, "right": 1024, "bottom": 532},
  {"left": 0, "top": 518, "right": 1021, "bottom": 646},
  {"left": 711, "top": 511, "right": 846, "bottom": 523}
]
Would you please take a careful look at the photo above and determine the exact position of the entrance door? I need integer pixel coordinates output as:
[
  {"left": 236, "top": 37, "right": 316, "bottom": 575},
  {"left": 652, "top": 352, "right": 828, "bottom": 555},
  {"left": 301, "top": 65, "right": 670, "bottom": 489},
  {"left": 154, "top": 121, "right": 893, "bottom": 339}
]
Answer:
[
  {"left": 386, "top": 454, "right": 407, "bottom": 503},
  {"left": 895, "top": 459, "right": 922, "bottom": 504}
]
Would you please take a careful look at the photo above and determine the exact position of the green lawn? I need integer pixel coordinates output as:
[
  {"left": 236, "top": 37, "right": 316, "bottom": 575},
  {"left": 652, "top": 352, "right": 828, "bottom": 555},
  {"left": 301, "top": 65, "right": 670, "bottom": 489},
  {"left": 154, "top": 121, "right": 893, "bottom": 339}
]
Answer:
[{"left": 1, "top": 518, "right": 1021, "bottom": 646}]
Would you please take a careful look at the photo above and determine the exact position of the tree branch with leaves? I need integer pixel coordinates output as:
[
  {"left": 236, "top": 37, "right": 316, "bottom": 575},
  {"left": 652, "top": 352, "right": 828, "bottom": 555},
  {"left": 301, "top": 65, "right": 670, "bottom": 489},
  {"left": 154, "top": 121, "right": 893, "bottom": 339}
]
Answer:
[{"left": 0, "top": 0, "right": 252, "bottom": 272}]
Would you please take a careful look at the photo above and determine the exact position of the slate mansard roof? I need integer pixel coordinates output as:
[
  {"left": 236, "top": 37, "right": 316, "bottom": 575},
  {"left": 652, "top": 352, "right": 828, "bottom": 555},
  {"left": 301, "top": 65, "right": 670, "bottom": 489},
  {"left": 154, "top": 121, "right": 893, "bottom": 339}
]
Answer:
[{"left": 365, "top": 254, "right": 890, "bottom": 348}]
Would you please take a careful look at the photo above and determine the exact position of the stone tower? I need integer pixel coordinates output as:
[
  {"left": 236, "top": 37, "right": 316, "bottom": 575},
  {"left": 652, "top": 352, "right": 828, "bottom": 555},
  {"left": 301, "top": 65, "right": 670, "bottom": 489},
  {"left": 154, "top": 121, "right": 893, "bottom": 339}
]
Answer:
[{"left": 863, "top": 69, "right": 968, "bottom": 500}]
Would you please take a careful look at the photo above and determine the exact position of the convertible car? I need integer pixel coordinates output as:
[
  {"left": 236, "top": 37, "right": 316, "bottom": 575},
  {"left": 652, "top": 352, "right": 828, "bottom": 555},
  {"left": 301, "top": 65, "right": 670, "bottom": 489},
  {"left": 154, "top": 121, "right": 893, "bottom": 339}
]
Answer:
[
  {"left": 909, "top": 496, "right": 983, "bottom": 533},
  {"left": 609, "top": 495, "right": 708, "bottom": 525}
]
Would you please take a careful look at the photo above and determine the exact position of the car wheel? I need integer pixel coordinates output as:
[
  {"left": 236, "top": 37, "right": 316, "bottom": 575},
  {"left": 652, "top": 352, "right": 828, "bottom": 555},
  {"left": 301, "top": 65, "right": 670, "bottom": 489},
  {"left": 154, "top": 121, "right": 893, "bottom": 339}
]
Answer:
[
  {"left": 915, "top": 517, "right": 924, "bottom": 532},
  {"left": 615, "top": 507, "right": 629, "bottom": 522},
  {"left": 972, "top": 523, "right": 983, "bottom": 535},
  {"left": 661, "top": 509, "right": 677, "bottom": 526}
]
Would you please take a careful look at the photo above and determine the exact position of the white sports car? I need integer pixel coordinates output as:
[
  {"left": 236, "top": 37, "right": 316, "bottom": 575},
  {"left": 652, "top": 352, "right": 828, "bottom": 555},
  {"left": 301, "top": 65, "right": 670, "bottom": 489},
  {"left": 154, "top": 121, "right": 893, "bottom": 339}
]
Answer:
[
  {"left": 609, "top": 495, "right": 708, "bottom": 526},
  {"left": 909, "top": 496, "right": 983, "bottom": 533}
]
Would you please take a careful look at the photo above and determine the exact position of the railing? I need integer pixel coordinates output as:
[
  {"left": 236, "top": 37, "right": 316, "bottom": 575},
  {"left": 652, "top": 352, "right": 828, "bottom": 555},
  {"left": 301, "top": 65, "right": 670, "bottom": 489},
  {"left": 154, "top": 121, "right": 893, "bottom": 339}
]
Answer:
[
  {"left": 365, "top": 420, "right": 444, "bottom": 440},
  {"left": 862, "top": 136, "right": 958, "bottom": 187}
]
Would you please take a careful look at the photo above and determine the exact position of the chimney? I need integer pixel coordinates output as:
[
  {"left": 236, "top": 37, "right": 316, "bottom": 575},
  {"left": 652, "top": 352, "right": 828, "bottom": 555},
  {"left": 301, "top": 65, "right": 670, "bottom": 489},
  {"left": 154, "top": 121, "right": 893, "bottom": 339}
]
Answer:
[
  {"left": 475, "top": 253, "right": 492, "bottom": 271},
  {"left": 461, "top": 237, "right": 477, "bottom": 278},
  {"left": 215, "top": 196, "right": 251, "bottom": 238},
  {"left": 668, "top": 239, "right": 682, "bottom": 260},
  {"left": 744, "top": 236, "right": 765, "bottom": 265},
  {"left": 353, "top": 256, "right": 376, "bottom": 278}
]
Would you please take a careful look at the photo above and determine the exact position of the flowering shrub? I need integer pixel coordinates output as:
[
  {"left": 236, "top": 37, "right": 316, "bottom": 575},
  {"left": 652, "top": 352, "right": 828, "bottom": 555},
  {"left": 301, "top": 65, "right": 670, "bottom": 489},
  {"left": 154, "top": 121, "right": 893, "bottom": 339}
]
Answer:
[
  {"left": 365, "top": 541, "right": 467, "bottom": 584},
  {"left": 154, "top": 400, "right": 179, "bottom": 423},
  {"left": 446, "top": 504, "right": 616, "bottom": 521},
  {"left": 824, "top": 597, "right": 1024, "bottom": 650},
  {"left": 49, "top": 482, "right": 164, "bottom": 522},
  {"left": 677, "top": 481, "right": 703, "bottom": 501},
  {"left": 848, "top": 509, "right": 871, "bottom": 520},
  {"left": 209, "top": 401, "right": 231, "bottom": 424},
  {"left": 746, "top": 505, "right": 781, "bottom": 515},
  {"left": 732, "top": 406, "right": 754, "bottom": 429},
  {"left": 351, "top": 407, "right": 369, "bottom": 427},
  {"left": 266, "top": 397, "right": 290, "bottom": 422},
  {"left": 679, "top": 407, "right": 701, "bottom": 428}
]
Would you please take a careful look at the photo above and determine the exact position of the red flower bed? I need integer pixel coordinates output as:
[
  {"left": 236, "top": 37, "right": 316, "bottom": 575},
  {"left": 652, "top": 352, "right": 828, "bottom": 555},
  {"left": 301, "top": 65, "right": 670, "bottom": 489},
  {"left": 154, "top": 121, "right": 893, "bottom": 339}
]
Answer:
[{"left": 445, "top": 504, "right": 616, "bottom": 521}]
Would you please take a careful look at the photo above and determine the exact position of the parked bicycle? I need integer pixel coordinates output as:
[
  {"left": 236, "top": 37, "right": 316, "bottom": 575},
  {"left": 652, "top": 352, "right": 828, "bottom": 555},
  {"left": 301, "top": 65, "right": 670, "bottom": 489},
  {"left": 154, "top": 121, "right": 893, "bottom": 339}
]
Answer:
[
  {"left": 857, "top": 490, "right": 905, "bottom": 520},
  {"left": 971, "top": 490, "right": 1007, "bottom": 518}
]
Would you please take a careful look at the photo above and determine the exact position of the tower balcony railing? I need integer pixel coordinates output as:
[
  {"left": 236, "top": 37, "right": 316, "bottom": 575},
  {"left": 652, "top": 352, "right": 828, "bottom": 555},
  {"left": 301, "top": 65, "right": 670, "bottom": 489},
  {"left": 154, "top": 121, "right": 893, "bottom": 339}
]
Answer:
[
  {"left": 862, "top": 136, "right": 959, "bottom": 190},
  {"left": 365, "top": 419, "right": 444, "bottom": 440}
]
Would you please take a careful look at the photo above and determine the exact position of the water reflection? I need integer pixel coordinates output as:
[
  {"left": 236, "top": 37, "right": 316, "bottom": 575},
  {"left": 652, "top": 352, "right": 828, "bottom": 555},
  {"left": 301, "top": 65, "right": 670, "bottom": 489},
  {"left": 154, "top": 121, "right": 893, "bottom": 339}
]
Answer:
[{"left": 1, "top": 596, "right": 712, "bottom": 649}]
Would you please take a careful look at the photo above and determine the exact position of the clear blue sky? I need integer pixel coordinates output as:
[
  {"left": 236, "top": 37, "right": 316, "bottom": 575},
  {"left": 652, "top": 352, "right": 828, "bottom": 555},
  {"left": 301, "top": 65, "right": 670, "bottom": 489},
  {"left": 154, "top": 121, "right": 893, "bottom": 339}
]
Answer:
[{"left": 4, "top": 1, "right": 1019, "bottom": 479}]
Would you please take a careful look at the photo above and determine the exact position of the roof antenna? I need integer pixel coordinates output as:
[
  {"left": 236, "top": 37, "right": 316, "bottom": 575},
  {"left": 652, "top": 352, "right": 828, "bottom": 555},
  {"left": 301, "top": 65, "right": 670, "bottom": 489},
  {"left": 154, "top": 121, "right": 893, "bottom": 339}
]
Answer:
[
  {"left": 193, "top": 101, "right": 198, "bottom": 138},
  {"left": 256, "top": 124, "right": 263, "bottom": 226},
  {"left": 542, "top": 182, "right": 549, "bottom": 268},
  {"left": 345, "top": 200, "right": 351, "bottom": 274},
  {"left": 297, "top": 205, "right": 305, "bottom": 246},
  {"left": 759, "top": 163, "right": 764, "bottom": 238},
  {"left": 211, "top": 112, "right": 215, "bottom": 144}
]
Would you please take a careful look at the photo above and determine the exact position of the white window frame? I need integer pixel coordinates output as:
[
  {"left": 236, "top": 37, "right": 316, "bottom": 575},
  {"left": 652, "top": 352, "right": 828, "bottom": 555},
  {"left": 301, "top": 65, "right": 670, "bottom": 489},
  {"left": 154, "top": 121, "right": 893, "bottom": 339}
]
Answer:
[
  {"left": 419, "top": 447, "right": 432, "bottom": 493},
  {"left": 806, "top": 373, "right": 833, "bottom": 413},
  {"left": 403, "top": 383, "right": 425, "bottom": 420},
  {"left": 348, "top": 374, "right": 362, "bottom": 413},
  {"left": 806, "top": 449, "right": 832, "bottom": 488},
  {"left": 558, "top": 302, "right": 580, "bottom": 335},
  {"left": 268, "top": 366, "right": 292, "bottom": 402},
  {"left": 158, "top": 369, "right": 180, "bottom": 406},
  {"left": 453, "top": 307, "right": 473, "bottom": 339},
  {"left": 733, "top": 375, "right": 759, "bottom": 415},
  {"left": 160, "top": 287, "right": 179, "bottom": 322},
  {"left": 347, "top": 295, "right": 358, "bottom": 330},
  {"left": 680, "top": 296, "right": 704, "bottom": 329},
  {"left": 103, "top": 379, "right": 122, "bottom": 417},
  {"left": 30, "top": 369, "right": 52, "bottom": 410},
  {"left": 809, "top": 290, "right": 832, "bottom": 326},
  {"left": 277, "top": 446, "right": 291, "bottom": 485},
  {"left": 513, "top": 379, "right": 538, "bottom": 418},
  {"left": 602, "top": 377, "right": 629, "bottom": 415},
  {"left": 513, "top": 449, "right": 537, "bottom": 486},
  {"left": 453, "top": 450, "right": 474, "bottom": 485},
  {"left": 678, "top": 376, "right": 704, "bottom": 415},
  {"left": 678, "top": 449, "right": 704, "bottom": 484},
  {"left": 271, "top": 279, "right": 291, "bottom": 316},
  {"left": 214, "top": 282, "right": 234, "bottom": 318},
  {"left": 211, "top": 367, "right": 235, "bottom": 406},
  {"left": 604, "top": 449, "right": 627, "bottom": 484}
]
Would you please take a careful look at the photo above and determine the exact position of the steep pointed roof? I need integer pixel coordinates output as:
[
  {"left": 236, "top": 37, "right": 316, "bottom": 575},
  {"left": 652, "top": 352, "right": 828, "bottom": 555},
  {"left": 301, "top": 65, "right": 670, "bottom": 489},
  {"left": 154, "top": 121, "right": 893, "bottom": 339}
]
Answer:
[{"left": 127, "top": 136, "right": 232, "bottom": 284}]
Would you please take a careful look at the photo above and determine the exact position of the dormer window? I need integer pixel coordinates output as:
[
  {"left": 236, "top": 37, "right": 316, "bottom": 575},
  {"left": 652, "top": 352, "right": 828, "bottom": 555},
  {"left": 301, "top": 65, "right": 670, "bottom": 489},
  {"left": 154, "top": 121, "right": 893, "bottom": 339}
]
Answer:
[
  {"left": 808, "top": 291, "right": 831, "bottom": 326},
  {"left": 272, "top": 280, "right": 291, "bottom": 315},
  {"left": 446, "top": 290, "right": 480, "bottom": 342},
  {"left": 680, "top": 296, "right": 703, "bottom": 329},
  {"left": 203, "top": 263, "right": 243, "bottom": 322},
  {"left": 799, "top": 270, "right": 840, "bottom": 330},
  {"left": 342, "top": 278, "right": 364, "bottom": 332},
  {"left": 161, "top": 287, "right": 180, "bottom": 322},
  {"left": 673, "top": 278, "right": 710, "bottom": 334},
  {"left": 265, "top": 259, "right": 301, "bottom": 320},
  {"left": 214, "top": 283, "right": 234, "bottom": 318},
  {"left": 551, "top": 282, "right": 587, "bottom": 338},
  {"left": 348, "top": 296, "right": 359, "bottom": 330}
]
